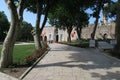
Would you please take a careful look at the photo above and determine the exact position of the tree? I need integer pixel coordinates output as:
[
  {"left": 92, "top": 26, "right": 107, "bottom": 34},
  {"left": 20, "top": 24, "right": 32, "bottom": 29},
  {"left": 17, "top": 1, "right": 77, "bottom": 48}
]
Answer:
[
  {"left": 107, "top": 0, "right": 120, "bottom": 56},
  {"left": 90, "top": 0, "right": 113, "bottom": 39},
  {"left": 18, "top": 21, "right": 33, "bottom": 41},
  {"left": 114, "top": 0, "right": 120, "bottom": 56},
  {"left": 0, "top": 0, "right": 27, "bottom": 68},
  {"left": 75, "top": 11, "right": 89, "bottom": 40},
  {"left": 90, "top": 0, "right": 104, "bottom": 39},
  {"left": 48, "top": 0, "right": 77, "bottom": 42},
  {"left": 0, "top": 11, "right": 10, "bottom": 41},
  {"left": 28, "top": 0, "right": 56, "bottom": 49},
  {"left": 48, "top": 0, "right": 95, "bottom": 42}
]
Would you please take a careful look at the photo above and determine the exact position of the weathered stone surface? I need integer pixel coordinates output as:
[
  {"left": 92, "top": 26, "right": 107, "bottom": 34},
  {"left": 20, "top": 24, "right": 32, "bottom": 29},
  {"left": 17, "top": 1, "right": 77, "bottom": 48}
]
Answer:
[
  {"left": 23, "top": 43, "right": 120, "bottom": 80},
  {"left": 0, "top": 72, "right": 18, "bottom": 80}
]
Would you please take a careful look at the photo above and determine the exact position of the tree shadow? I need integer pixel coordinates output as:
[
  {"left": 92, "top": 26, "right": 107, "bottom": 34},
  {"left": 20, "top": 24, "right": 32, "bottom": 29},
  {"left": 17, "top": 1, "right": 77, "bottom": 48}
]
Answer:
[
  {"left": 35, "top": 44, "right": 120, "bottom": 79},
  {"left": 91, "top": 71, "right": 120, "bottom": 80},
  {"left": 35, "top": 61, "right": 80, "bottom": 68}
]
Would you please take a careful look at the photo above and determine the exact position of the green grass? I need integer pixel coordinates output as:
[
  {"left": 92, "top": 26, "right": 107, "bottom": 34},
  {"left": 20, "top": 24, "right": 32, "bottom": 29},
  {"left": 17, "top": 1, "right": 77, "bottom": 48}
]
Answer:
[
  {"left": 0, "top": 44, "right": 35, "bottom": 64},
  {"left": 0, "top": 42, "right": 3, "bottom": 45}
]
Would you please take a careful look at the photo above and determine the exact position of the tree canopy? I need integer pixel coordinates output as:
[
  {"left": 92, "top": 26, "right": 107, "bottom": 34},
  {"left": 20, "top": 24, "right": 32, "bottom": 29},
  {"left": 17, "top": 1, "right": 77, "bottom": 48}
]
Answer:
[
  {"left": 18, "top": 21, "right": 33, "bottom": 41},
  {"left": 0, "top": 11, "right": 9, "bottom": 41}
]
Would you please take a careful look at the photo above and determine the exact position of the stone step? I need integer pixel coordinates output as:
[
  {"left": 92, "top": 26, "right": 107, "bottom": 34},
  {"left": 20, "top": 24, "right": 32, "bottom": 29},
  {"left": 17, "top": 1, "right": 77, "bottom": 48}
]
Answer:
[{"left": 98, "top": 41, "right": 114, "bottom": 50}]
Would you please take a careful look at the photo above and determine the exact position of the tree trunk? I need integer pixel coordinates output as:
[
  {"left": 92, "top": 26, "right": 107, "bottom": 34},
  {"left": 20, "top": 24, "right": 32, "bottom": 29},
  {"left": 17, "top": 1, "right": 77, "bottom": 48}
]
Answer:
[
  {"left": 67, "top": 26, "right": 72, "bottom": 42},
  {"left": 34, "top": 2, "right": 42, "bottom": 49},
  {"left": 91, "top": 17, "right": 99, "bottom": 39},
  {"left": 0, "top": 0, "right": 18, "bottom": 68},
  {"left": 0, "top": 0, "right": 24, "bottom": 68},
  {"left": 67, "top": 33, "right": 71, "bottom": 42},
  {"left": 76, "top": 27, "right": 82, "bottom": 40},
  {"left": 39, "top": 3, "right": 49, "bottom": 40},
  {"left": 33, "top": 32, "right": 41, "bottom": 50},
  {"left": 36, "top": 0, "right": 50, "bottom": 44},
  {"left": 91, "top": 0, "right": 102, "bottom": 39},
  {"left": 113, "top": 0, "right": 120, "bottom": 56},
  {"left": 33, "top": 0, "right": 50, "bottom": 49}
]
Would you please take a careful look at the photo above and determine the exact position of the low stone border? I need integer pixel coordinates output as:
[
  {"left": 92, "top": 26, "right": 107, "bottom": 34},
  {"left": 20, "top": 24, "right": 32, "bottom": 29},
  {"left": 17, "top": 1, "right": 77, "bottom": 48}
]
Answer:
[
  {"left": 18, "top": 48, "right": 50, "bottom": 80},
  {"left": 97, "top": 48, "right": 120, "bottom": 62}
]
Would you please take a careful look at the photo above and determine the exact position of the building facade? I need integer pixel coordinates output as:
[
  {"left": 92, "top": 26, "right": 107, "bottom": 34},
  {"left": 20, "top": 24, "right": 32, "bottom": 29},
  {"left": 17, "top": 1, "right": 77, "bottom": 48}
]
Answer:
[
  {"left": 41, "top": 22, "right": 115, "bottom": 42},
  {"left": 81, "top": 22, "right": 115, "bottom": 39},
  {"left": 41, "top": 26, "right": 78, "bottom": 42}
]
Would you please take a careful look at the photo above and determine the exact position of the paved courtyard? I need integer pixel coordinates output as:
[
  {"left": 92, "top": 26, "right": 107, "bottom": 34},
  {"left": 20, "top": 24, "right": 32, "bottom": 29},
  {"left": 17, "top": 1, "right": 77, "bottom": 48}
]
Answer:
[
  {"left": 0, "top": 72, "right": 18, "bottom": 80},
  {"left": 23, "top": 43, "right": 120, "bottom": 80}
]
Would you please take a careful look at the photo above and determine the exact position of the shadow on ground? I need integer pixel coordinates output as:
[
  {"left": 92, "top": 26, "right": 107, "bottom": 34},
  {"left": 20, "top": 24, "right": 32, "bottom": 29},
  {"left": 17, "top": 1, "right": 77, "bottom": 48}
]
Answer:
[{"left": 36, "top": 44, "right": 120, "bottom": 80}]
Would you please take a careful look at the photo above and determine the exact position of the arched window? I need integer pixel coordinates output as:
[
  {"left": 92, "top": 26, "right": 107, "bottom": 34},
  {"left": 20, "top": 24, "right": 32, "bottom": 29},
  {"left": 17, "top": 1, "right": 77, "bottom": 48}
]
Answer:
[{"left": 44, "top": 36, "right": 47, "bottom": 42}]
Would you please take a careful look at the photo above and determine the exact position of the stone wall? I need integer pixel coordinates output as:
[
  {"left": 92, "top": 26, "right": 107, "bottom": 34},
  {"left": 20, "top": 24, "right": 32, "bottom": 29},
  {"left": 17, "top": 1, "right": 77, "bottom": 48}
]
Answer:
[
  {"left": 42, "top": 22, "right": 116, "bottom": 42},
  {"left": 81, "top": 22, "right": 115, "bottom": 39}
]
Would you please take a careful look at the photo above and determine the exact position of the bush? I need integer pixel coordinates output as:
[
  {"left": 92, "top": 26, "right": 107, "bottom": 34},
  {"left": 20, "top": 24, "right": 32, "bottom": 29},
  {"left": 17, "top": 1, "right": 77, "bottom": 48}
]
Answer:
[
  {"left": 25, "top": 49, "right": 44, "bottom": 65},
  {"left": 34, "top": 49, "right": 44, "bottom": 58},
  {"left": 58, "top": 40, "right": 89, "bottom": 48},
  {"left": 26, "top": 55, "right": 36, "bottom": 65},
  {"left": 79, "top": 42, "right": 89, "bottom": 48},
  {"left": 25, "top": 42, "right": 49, "bottom": 65}
]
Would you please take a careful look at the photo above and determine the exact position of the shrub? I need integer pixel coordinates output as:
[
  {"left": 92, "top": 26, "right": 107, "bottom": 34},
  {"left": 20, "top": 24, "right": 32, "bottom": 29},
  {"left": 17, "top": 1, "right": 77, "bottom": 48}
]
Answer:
[
  {"left": 79, "top": 42, "right": 89, "bottom": 48},
  {"left": 34, "top": 49, "right": 43, "bottom": 58},
  {"left": 25, "top": 46, "right": 48, "bottom": 65},
  {"left": 25, "top": 42, "right": 49, "bottom": 66},
  {"left": 26, "top": 55, "right": 36, "bottom": 65}
]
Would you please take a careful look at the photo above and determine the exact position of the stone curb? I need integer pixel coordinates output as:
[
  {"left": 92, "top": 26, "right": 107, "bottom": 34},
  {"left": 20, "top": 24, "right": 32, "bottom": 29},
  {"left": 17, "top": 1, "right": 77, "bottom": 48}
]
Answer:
[
  {"left": 96, "top": 48, "right": 120, "bottom": 62},
  {"left": 18, "top": 48, "right": 51, "bottom": 80}
]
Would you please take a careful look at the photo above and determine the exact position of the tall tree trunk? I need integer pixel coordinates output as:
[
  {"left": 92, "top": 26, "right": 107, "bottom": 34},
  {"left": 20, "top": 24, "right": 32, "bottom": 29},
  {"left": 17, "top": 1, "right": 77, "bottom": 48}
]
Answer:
[
  {"left": 114, "top": 0, "right": 120, "bottom": 56},
  {"left": 0, "top": 22, "right": 17, "bottom": 68},
  {"left": 39, "top": 0, "right": 51, "bottom": 43},
  {"left": 0, "top": 0, "right": 18, "bottom": 68},
  {"left": 33, "top": 2, "right": 42, "bottom": 49},
  {"left": 39, "top": 3, "right": 49, "bottom": 39},
  {"left": 67, "top": 26, "right": 72, "bottom": 42},
  {"left": 76, "top": 27, "right": 82, "bottom": 40},
  {"left": 91, "top": 17, "right": 99, "bottom": 39},
  {"left": 0, "top": 0, "right": 24, "bottom": 68},
  {"left": 91, "top": 0, "right": 102, "bottom": 39}
]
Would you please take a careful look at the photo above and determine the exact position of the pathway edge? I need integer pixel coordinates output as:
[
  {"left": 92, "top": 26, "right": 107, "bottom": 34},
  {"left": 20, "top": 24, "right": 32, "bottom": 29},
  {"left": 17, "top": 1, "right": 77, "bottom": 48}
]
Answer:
[{"left": 18, "top": 48, "right": 50, "bottom": 80}]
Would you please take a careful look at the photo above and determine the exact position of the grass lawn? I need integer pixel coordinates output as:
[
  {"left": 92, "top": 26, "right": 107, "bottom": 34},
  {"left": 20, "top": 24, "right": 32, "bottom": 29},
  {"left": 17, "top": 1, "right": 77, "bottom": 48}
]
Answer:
[
  {"left": 0, "top": 44, "right": 35, "bottom": 65},
  {"left": 0, "top": 42, "right": 2, "bottom": 45}
]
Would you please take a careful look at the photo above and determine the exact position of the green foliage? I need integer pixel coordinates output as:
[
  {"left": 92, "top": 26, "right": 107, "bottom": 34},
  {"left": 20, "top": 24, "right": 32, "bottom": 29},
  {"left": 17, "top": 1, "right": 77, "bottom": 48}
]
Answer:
[
  {"left": 59, "top": 40, "right": 89, "bottom": 48},
  {"left": 75, "top": 10, "right": 89, "bottom": 27},
  {"left": 48, "top": 0, "right": 76, "bottom": 27},
  {"left": 104, "top": 0, "right": 118, "bottom": 19},
  {"left": 0, "top": 11, "right": 10, "bottom": 41},
  {"left": 48, "top": 0, "right": 96, "bottom": 27},
  {"left": 18, "top": 21, "right": 33, "bottom": 41},
  {"left": 48, "top": 0, "right": 92, "bottom": 41}
]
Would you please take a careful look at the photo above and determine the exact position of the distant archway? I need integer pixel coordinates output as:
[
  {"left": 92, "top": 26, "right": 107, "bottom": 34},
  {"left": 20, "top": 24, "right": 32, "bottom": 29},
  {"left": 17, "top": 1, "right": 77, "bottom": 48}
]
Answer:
[
  {"left": 103, "top": 33, "right": 108, "bottom": 40},
  {"left": 44, "top": 36, "right": 47, "bottom": 42},
  {"left": 56, "top": 35, "right": 59, "bottom": 42}
]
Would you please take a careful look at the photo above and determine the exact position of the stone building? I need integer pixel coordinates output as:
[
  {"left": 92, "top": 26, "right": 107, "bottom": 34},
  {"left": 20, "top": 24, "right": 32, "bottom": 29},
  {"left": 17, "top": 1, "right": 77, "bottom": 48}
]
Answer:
[
  {"left": 81, "top": 22, "right": 115, "bottom": 39},
  {"left": 41, "top": 22, "right": 116, "bottom": 42},
  {"left": 41, "top": 26, "right": 78, "bottom": 42}
]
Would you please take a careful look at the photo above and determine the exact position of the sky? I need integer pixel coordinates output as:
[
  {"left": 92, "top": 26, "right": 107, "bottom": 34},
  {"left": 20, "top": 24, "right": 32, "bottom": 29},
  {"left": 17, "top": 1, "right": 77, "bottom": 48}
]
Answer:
[
  {"left": 0, "top": 0, "right": 117, "bottom": 27},
  {"left": 0, "top": 0, "right": 50, "bottom": 27}
]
